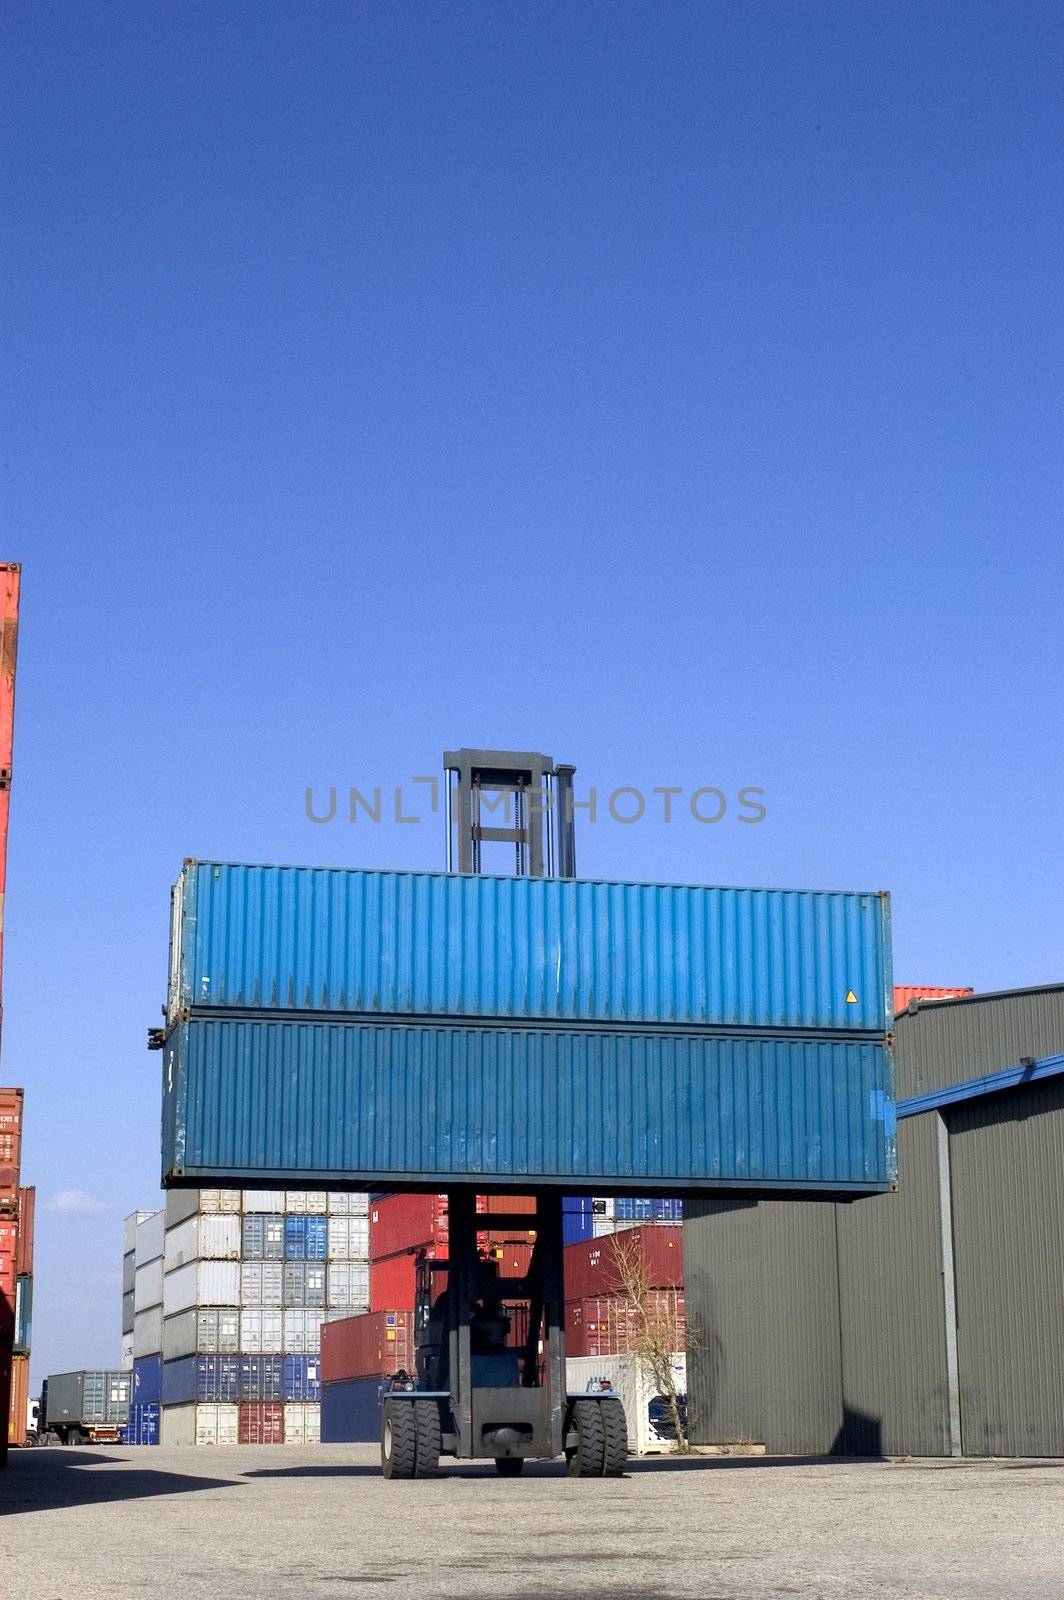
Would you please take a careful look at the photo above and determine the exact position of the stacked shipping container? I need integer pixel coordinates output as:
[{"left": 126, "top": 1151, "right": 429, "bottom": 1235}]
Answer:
[
  {"left": 127, "top": 1187, "right": 369, "bottom": 1444},
  {"left": 2, "top": 1091, "right": 32, "bottom": 1451}
]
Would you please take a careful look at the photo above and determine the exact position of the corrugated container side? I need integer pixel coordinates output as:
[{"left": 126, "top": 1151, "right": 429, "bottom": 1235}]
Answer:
[
  {"left": 369, "top": 1194, "right": 448, "bottom": 1260},
  {"left": 0, "top": 1088, "right": 24, "bottom": 1209},
  {"left": 238, "top": 1401, "right": 284, "bottom": 1444},
  {"left": 13, "top": 1274, "right": 32, "bottom": 1352},
  {"left": 162, "top": 1307, "right": 242, "bottom": 1360},
  {"left": 133, "top": 1258, "right": 164, "bottom": 1311},
  {"left": 163, "top": 1260, "right": 242, "bottom": 1315},
  {"left": 7, "top": 1351, "right": 29, "bottom": 1447},
  {"left": 320, "top": 1376, "right": 383, "bottom": 1443},
  {"left": 242, "top": 1190, "right": 286, "bottom": 1213},
  {"left": 122, "top": 1251, "right": 136, "bottom": 1294},
  {"left": 121, "top": 1292, "right": 135, "bottom": 1335},
  {"left": 133, "top": 1307, "right": 163, "bottom": 1358},
  {"left": 321, "top": 1310, "right": 415, "bottom": 1382},
  {"left": 565, "top": 1291, "right": 686, "bottom": 1358},
  {"left": 123, "top": 1210, "right": 153, "bottom": 1256},
  {"left": 176, "top": 863, "right": 892, "bottom": 1033},
  {"left": 894, "top": 986, "right": 973, "bottom": 1012},
  {"left": 368, "top": 1253, "right": 422, "bottom": 1312},
  {"left": 164, "top": 1214, "right": 241, "bottom": 1271},
  {"left": 15, "top": 1187, "right": 34, "bottom": 1274},
  {"left": 282, "top": 1402, "right": 321, "bottom": 1444},
  {"left": 563, "top": 1225, "right": 684, "bottom": 1301},
  {"left": 165, "top": 1021, "right": 896, "bottom": 1192},
  {"left": 133, "top": 1355, "right": 162, "bottom": 1405},
  {"left": 133, "top": 1211, "right": 165, "bottom": 1268},
  {"left": 162, "top": 1402, "right": 240, "bottom": 1446}
]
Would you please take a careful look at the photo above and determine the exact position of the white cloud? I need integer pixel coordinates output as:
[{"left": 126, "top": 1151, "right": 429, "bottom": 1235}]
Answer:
[{"left": 46, "top": 1189, "right": 113, "bottom": 1216}]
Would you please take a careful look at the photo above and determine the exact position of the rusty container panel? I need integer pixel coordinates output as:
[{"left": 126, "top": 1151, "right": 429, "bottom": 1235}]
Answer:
[
  {"left": 321, "top": 1310, "right": 416, "bottom": 1382},
  {"left": 15, "top": 1188, "right": 34, "bottom": 1276},
  {"left": 6, "top": 1351, "right": 28, "bottom": 1446}
]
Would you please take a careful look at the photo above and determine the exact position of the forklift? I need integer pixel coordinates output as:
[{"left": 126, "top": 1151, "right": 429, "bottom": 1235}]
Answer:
[{"left": 376, "top": 752, "right": 628, "bottom": 1478}]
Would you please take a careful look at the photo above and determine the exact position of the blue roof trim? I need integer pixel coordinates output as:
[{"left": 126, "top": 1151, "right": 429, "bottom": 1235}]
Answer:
[{"left": 898, "top": 1052, "right": 1064, "bottom": 1119}]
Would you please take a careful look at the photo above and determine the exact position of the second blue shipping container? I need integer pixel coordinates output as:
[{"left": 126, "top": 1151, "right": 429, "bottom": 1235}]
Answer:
[
  {"left": 161, "top": 1355, "right": 240, "bottom": 1406},
  {"left": 239, "top": 1355, "right": 284, "bottom": 1402},
  {"left": 124, "top": 1402, "right": 160, "bottom": 1446},
  {"left": 282, "top": 1354, "right": 321, "bottom": 1402},
  {"left": 133, "top": 1354, "right": 162, "bottom": 1405}
]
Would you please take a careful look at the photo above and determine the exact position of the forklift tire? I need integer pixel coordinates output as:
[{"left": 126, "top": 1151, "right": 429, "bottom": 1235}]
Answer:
[
  {"left": 412, "top": 1399, "right": 441, "bottom": 1477},
  {"left": 381, "top": 1400, "right": 417, "bottom": 1480},
  {"left": 494, "top": 1456, "right": 524, "bottom": 1476},
  {"left": 566, "top": 1399, "right": 605, "bottom": 1477},
  {"left": 600, "top": 1397, "right": 628, "bottom": 1476}
]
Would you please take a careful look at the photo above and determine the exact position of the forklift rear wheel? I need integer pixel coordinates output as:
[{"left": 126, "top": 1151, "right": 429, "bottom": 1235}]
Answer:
[
  {"left": 381, "top": 1400, "right": 417, "bottom": 1479},
  {"left": 494, "top": 1456, "right": 524, "bottom": 1476},
  {"left": 600, "top": 1397, "right": 628, "bottom": 1476},
  {"left": 413, "top": 1399, "right": 441, "bottom": 1477},
  {"left": 566, "top": 1399, "right": 605, "bottom": 1477}
]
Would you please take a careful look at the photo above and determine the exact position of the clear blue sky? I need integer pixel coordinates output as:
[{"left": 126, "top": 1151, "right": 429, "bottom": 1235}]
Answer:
[{"left": 3, "top": 1, "right": 1062, "bottom": 1381}]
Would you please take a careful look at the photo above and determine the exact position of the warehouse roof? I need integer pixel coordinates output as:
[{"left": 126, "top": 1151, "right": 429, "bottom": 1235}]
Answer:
[{"left": 898, "top": 1050, "right": 1064, "bottom": 1118}]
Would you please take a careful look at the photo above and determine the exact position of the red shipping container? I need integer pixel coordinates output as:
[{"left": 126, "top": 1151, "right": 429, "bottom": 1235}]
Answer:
[
  {"left": 0, "top": 1087, "right": 23, "bottom": 1210},
  {"left": 239, "top": 1401, "right": 284, "bottom": 1444},
  {"left": 7, "top": 1351, "right": 28, "bottom": 1447},
  {"left": 15, "top": 1188, "right": 34, "bottom": 1277},
  {"left": 370, "top": 1194, "right": 539, "bottom": 1261},
  {"left": 894, "top": 986, "right": 973, "bottom": 1012},
  {"left": 565, "top": 1291, "right": 686, "bottom": 1358},
  {"left": 321, "top": 1310, "right": 416, "bottom": 1381},
  {"left": 563, "top": 1224, "right": 683, "bottom": 1301}
]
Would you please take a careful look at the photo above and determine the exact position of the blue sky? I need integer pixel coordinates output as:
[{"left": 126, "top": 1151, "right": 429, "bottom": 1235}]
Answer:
[{"left": 3, "top": 1, "right": 1062, "bottom": 1380}]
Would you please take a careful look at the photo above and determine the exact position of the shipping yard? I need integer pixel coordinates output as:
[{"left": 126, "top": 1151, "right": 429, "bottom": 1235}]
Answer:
[{"left": 4, "top": 5, "right": 1064, "bottom": 1597}]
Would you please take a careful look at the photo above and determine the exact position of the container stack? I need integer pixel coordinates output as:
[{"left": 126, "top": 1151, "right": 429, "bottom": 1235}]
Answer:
[
  {"left": 563, "top": 1195, "right": 684, "bottom": 1246},
  {"left": 123, "top": 1186, "right": 371, "bottom": 1445},
  {"left": 563, "top": 1224, "right": 684, "bottom": 1357},
  {"left": 2, "top": 1088, "right": 29, "bottom": 1454},
  {"left": 368, "top": 1192, "right": 536, "bottom": 1311},
  {"left": 121, "top": 1210, "right": 152, "bottom": 1372}
]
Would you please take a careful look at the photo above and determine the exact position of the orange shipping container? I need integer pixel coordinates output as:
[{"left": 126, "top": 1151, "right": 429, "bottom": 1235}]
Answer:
[
  {"left": 15, "top": 1187, "right": 34, "bottom": 1276},
  {"left": 894, "top": 986, "right": 972, "bottom": 1012},
  {"left": 7, "top": 1351, "right": 28, "bottom": 1446}
]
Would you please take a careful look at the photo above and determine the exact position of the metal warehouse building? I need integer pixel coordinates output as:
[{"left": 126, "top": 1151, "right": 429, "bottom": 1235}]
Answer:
[{"left": 684, "top": 984, "right": 1064, "bottom": 1458}]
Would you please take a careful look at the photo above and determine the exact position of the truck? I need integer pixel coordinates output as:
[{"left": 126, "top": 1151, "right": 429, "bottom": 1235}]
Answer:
[{"left": 39, "top": 1370, "right": 131, "bottom": 1445}]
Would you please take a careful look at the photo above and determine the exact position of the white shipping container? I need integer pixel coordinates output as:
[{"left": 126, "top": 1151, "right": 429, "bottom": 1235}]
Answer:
[
  {"left": 565, "top": 1353, "right": 686, "bottom": 1456},
  {"left": 242, "top": 1189, "right": 287, "bottom": 1213},
  {"left": 283, "top": 1403, "right": 321, "bottom": 1445},
  {"left": 241, "top": 1261, "right": 284, "bottom": 1308},
  {"left": 283, "top": 1309, "right": 325, "bottom": 1354},
  {"left": 134, "top": 1209, "right": 165, "bottom": 1267},
  {"left": 198, "top": 1188, "right": 242, "bottom": 1214},
  {"left": 122, "top": 1250, "right": 136, "bottom": 1294},
  {"left": 286, "top": 1191, "right": 328, "bottom": 1214},
  {"left": 134, "top": 1258, "right": 164, "bottom": 1311},
  {"left": 133, "top": 1305, "right": 163, "bottom": 1358},
  {"left": 327, "top": 1216, "right": 369, "bottom": 1260},
  {"left": 326, "top": 1192, "right": 369, "bottom": 1216},
  {"left": 120, "top": 1334, "right": 134, "bottom": 1372},
  {"left": 240, "top": 1308, "right": 285, "bottom": 1353},
  {"left": 164, "top": 1214, "right": 242, "bottom": 1271},
  {"left": 163, "top": 1260, "right": 242, "bottom": 1315},
  {"left": 164, "top": 1188, "right": 243, "bottom": 1228},
  {"left": 124, "top": 1209, "right": 154, "bottom": 1255},
  {"left": 162, "top": 1403, "right": 240, "bottom": 1446},
  {"left": 327, "top": 1262, "right": 370, "bottom": 1309}
]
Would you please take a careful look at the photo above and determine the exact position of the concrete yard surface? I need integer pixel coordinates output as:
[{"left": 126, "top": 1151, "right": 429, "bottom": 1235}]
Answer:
[{"left": 2, "top": 1444, "right": 1062, "bottom": 1600}]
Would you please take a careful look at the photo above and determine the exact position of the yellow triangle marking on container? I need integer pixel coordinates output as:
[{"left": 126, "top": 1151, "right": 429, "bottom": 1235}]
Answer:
[{"left": 845, "top": 990, "right": 858, "bottom": 1004}]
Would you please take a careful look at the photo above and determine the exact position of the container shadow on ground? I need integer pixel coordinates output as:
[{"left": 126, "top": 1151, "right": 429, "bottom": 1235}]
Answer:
[
  {"left": 0, "top": 1449, "right": 239, "bottom": 1514},
  {"left": 240, "top": 1453, "right": 848, "bottom": 1482}
]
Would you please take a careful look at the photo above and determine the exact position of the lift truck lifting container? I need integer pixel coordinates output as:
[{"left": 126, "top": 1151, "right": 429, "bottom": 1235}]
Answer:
[{"left": 154, "top": 747, "right": 897, "bottom": 1479}]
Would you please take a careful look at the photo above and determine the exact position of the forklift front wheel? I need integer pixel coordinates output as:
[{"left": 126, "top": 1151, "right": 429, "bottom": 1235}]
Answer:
[
  {"left": 381, "top": 1399, "right": 417, "bottom": 1480},
  {"left": 494, "top": 1456, "right": 524, "bottom": 1476},
  {"left": 566, "top": 1399, "right": 605, "bottom": 1477}
]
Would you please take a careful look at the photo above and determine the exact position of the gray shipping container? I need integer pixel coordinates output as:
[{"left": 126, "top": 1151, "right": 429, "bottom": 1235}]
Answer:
[
  {"left": 122, "top": 1250, "right": 136, "bottom": 1295},
  {"left": 122, "top": 1291, "right": 135, "bottom": 1336},
  {"left": 284, "top": 1261, "right": 326, "bottom": 1308},
  {"left": 45, "top": 1370, "right": 131, "bottom": 1428},
  {"left": 242, "top": 1213, "right": 285, "bottom": 1260},
  {"left": 241, "top": 1261, "right": 284, "bottom": 1308},
  {"left": 162, "top": 1307, "right": 242, "bottom": 1361}
]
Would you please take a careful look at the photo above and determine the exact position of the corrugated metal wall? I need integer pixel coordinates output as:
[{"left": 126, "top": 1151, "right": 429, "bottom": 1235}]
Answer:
[
  {"left": 684, "top": 1197, "right": 843, "bottom": 1454},
  {"left": 835, "top": 1114, "right": 950, "bottom": 1456},
  {"left": 685, "top": 987, "right": 1064, "bottom": 1458},
  {"left": 948, "top": 1076, "right": 1064, "bottom": 1457},
  {"left": 895, "top": 986, "right": 1064, "bottom": 1097}
]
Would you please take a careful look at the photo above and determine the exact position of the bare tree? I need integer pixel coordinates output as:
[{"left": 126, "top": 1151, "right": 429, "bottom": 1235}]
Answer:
[{"left": 604, "top": 1227, "right": 695, "bottom": 1454}]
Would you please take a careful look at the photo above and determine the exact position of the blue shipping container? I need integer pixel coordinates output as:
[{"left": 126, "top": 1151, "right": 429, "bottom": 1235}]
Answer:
[
  {"left": 284, "top": 1215, "right": 327, "bottom": 1260},
  {"left": 282, "top": 1354, "right": 321, "bottom": 1402},
  {"left": 170, "top": 863, "right": 892, "bottom": 1034},
  {"left": 562, "top": 1199, "right": 595, "bottom": 1247},
  {"left": 239, "top": 1355, "right": 284, "bottom": 1402},
  {"left": 162, "top": 1018, "right": 896, "bottom": 1193},
  {"left": 133, "top": 1354, "right": 162, "bottom": 1405},
  {"left": 124, "top": 1402, "right": 160, "bottom": 1446},
  {"left": 320, "top": 1376, "right": 384, "bottom": 1443},
  {"left": 161, "top": 1356, "right": 240, "bottom": 1405},
  {"left": 614, "top": 1197, "right": 684, "bottom": 1222}
]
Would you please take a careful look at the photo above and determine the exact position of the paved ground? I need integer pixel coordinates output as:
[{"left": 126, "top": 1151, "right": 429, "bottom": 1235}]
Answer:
[{"left": 2, "top": 1444, "right": 1063, "bottom": 1599}]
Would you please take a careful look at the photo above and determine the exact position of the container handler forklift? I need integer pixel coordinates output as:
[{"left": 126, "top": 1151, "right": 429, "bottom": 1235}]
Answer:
[
  {"left": 376, "top": 753, "right": 627, "bottom": 1478},
  {"left": 379, "top": 1190, "right": 627, "bottom": 1477}
]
